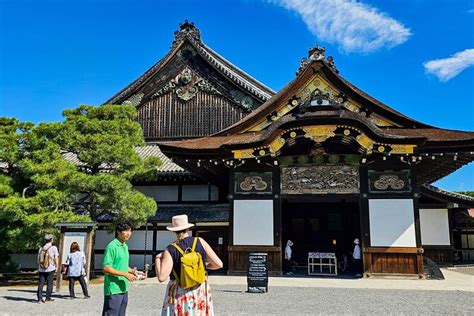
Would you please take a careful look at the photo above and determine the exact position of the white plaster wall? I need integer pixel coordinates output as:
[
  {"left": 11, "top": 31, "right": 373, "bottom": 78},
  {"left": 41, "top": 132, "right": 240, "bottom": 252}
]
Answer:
[
  {"left": 134, "top": 185, "right": 179, "bottom": 201},
  {"left": 233, "top": 200, "right": 273, "bottom": 245},
  {"left": 420, "top": 209, "right": 451, "bottom": 245},
  {"left": 369, "top": 199, "right": 416, "bottom": 247},
  {"left": 95, "top": 230, "right": 115, "bottom": 249},
  {"left": 156, "top": 230, "right": 192, "bottom": 250},
  {"left": 126, "top": 230, "right": 154, "bottom": 251},
  {"left": 95, "top": 230, "right": 153, "bottom": 250},
  {"left": 182, "top": 185, "right": 209, "bottom": 201}
]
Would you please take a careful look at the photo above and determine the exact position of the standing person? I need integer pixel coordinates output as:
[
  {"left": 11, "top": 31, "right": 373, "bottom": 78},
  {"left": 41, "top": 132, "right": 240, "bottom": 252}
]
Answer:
[
  {"left": 352, "top": 238, "right": 362, "bottom": 277},
  {"left": 66, "top": 242, "right": 90, "bottom": 299},
  {"left": 102, "top": 221, "right": 140, "bottom": 316},
  {"left": 37, "top": 233, "right": 59, "bottom": 303},
  {"left": 284, "top": 240, "right": 294, "bottom": 275},
  {"left": 155, "top": 214, "right": 223, "bottom": 315}
]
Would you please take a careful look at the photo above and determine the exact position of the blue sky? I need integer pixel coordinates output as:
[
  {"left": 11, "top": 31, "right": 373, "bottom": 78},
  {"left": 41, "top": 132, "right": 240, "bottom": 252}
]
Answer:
[{"left": 1, "top": 0, "right": 473, "bottom": 191}]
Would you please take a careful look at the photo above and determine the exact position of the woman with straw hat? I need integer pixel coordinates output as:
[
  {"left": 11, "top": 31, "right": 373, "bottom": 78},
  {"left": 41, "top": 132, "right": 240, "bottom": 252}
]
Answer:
[{"left": 155, "top": 214, "right": 223, "bottom": 315}]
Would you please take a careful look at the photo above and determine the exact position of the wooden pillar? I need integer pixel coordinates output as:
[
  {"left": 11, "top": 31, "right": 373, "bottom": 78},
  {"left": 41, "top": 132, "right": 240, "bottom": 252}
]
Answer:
[{"left": 358, "top": 162, "right": 371, "bottom": 276}]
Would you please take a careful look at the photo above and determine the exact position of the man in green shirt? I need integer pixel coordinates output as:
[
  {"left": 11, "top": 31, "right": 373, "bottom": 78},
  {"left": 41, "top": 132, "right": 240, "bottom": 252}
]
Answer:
[{"left": 102, "top": 221, "right": 138, "bottom": 316}]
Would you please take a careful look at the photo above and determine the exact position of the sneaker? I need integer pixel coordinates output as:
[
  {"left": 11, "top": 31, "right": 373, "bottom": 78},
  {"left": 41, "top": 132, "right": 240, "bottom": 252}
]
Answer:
[
  {"left": 44, "top": 298, "right": 55, "bottom": 303},
  {"left": 37, "top": 299, "right": 45, "bottom": 304},
  {"left": 356, "top": 274, "right": 362, "bottom": 277},
  {"left": 84, "top": 295, "right": 91, "bottom": 299}
]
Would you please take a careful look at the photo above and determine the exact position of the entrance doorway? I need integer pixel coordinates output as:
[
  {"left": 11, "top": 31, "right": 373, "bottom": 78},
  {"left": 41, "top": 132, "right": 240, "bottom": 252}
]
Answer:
[
  {"left": 195, "top": 226, "right": 229, "bottom": 271},
  {"left": 281, "top": 199, "right": 361, "bottom": 276}
]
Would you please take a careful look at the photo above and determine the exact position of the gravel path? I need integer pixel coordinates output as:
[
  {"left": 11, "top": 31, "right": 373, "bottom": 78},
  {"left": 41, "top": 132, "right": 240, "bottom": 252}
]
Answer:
[{"left": 1, "top": 282, "right": 473, "bottom": 315}]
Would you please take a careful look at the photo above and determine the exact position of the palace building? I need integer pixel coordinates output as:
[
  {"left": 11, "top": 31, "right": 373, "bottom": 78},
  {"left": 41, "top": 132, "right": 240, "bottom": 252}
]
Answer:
[{"left": 90, "top": 21, "right": 474, "bottom": 276}]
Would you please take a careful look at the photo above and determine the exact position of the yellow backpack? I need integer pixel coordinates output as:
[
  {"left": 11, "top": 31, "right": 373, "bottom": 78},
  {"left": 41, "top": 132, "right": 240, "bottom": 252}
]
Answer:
[{"left": 172, "top": 237, "right": 206, "bottom": 289}]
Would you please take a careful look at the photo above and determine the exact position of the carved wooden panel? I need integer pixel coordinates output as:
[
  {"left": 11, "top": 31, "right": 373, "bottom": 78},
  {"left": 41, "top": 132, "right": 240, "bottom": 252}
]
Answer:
[
  {"left": 281, "top": 165, "right": 359, "bottom": 194},
  {"left": 234, "top": 172, "right": 272, "bottom": 194},
  {"left": 368, "top": 170, "right": 411, "bottom": 193}
]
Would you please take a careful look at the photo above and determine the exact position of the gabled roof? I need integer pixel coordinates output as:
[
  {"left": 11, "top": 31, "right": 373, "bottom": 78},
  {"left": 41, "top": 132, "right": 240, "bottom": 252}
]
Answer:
[
  {"left": 105, "top": 20, "right": 274, "bottom": 106},
  {"left": 159, "top": 45, "right": 474, "bottom": 184},
  {"left": 160, "top": 45, "right": 474, "bottom": 151},
  {"left": 217, "top": 46, "right": 430, "bottom": 136}
]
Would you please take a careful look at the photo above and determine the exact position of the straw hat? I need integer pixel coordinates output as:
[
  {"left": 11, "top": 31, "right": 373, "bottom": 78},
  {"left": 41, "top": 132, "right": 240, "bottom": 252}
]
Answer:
[
  {"left": 166, "top": 215, "right": 195, "bottom": 232},
  {"left": 354, "top": 238, "right": 360, "bottom": 244}
]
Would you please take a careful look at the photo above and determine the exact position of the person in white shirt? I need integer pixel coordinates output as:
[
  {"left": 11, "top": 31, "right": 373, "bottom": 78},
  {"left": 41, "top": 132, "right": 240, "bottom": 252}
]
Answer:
[
  {"left": 352, "top": 238, "right": 362, "bottom": 277},
  {"left": 37, "top": 234, "right": 59, "bottom": 303},
  {"left": 284, "top": 240, "right": 294, "bottom": 275}
]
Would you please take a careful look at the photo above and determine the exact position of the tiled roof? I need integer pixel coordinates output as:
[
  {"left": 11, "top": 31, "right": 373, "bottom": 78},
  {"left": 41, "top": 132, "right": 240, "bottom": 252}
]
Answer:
[
  {"left": 63, "top": 144, "right": 185, "bottom": 173},
  {"left": 96, "top": 203, "right": 229, "bottom": 223},
  {"left": 135, "top": 145, "right": 185, "bottom": 173},
  {"left": 421, "top": 184, "right": 474, "bottom": 207},
  {"left": 381, "top": 128, "right": 474, "bottom": 142},
  {"left": 158, "top": 110, "right": 474, "bottom": 152},
  {"left": 149, "top": 204, "right": 229, "bottom": 223}
]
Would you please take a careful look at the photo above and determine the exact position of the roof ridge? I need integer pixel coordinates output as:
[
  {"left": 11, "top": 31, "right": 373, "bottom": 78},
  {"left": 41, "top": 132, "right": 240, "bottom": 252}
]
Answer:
[{"left": 201, "top": 43, "right": 275, "bottom": 95}]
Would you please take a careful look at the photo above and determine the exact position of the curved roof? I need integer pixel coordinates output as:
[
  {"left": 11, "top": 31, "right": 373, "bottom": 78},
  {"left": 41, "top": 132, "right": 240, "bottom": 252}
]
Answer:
[{"left": 105, "top": 21, "right": 274, "bottom": 106}]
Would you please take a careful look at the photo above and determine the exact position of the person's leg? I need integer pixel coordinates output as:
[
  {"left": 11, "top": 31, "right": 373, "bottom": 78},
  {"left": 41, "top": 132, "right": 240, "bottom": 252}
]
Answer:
[
  {"left": 68, "top": 277, "right": 75, "bottom": 297},
  {"left": 37, "top": 272, "right": 46, "bottom": 301},
  {"left": 45, "top": 271, "right": 54, "bottom": 300},
  {"left": 103, "top": 294, "right": 124, "bottom": 316},
  {"left": 78, "top": 275, "right": 89, "bottom": 297},
  {"left": 118, "top": 292, "right": 128, "bottom": 316}
]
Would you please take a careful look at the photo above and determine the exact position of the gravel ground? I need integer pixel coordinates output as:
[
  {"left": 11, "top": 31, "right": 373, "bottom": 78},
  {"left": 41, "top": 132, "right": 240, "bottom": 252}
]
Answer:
[
  {"left": 447, "top": 267, "right": 474, "bottom": 276},
  {"left": 1, "top": 282, "right": 473, "bottom": 315}
]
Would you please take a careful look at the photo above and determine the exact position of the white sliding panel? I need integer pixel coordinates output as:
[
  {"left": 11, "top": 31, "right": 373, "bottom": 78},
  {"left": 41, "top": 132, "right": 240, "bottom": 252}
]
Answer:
[
  {"left": 369, "top": 199, "right": 416, "bottom": 247},
  {"left": 420, "top": 209, "right": 450, "bottom": 245},
  {"left": 233, "top": 200, "right": 273, "bottom": 245}
]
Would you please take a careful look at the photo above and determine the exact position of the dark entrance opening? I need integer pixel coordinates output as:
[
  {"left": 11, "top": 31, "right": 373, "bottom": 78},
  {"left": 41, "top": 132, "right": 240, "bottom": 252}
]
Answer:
[{"left": 282, "top": 198, "right": 361, "bottom": 276}]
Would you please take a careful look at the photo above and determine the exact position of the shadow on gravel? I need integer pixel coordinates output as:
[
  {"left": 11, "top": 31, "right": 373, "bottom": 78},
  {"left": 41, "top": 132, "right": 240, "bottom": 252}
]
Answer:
[
  {"left": 214, "top": 289, "right": 246, "bottom": 293},
  {"left": 7, "top": 289, "right": 36, "bottom": 293},
  {"left": 2, "top": 296, "right": 37, "bottom": 303}
]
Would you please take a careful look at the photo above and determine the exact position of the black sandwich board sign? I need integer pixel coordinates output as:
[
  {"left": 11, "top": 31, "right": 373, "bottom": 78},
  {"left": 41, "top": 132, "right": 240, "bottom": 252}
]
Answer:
[{"left": 247, "top": 252, "right": 268, "bottom": 293}]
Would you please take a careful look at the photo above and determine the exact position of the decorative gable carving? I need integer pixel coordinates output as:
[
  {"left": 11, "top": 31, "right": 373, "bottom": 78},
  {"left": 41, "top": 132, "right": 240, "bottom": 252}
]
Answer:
[
  {"left": 299, "top": 88, "right": 347, "bottom": 111},
  {"left": 121, "top": 92, "right": 144, "bottom": 107},
  {"left": 151, "top": 67, "right": 221, "bottom": 101}
]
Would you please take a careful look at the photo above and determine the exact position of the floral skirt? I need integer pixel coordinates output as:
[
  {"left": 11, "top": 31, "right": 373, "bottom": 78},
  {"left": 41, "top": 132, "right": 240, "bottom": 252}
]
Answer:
[{"left": 161, "top": 279, "right": 214, "bottom": 316}]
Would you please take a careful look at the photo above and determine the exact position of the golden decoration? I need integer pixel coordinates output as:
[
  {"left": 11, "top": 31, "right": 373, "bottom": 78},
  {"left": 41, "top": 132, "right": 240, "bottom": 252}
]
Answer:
[
  {"left": 343, "top": 129, "right": 351, "bottom": 136},
  {"left": 233, "top": 149, "right": 254, "bottom": 159},
  {"left": 302, "top": 126, "right": 336, "bottom": 143},
  {"left": 259, "top": 150, "right": 266, "bottom": 156},
  {"left": 290, "top": 131, "right": 297, "bottom": 138},
  {"left": 390, "top": 144, "right": 415, "bottom": 154},
  {"left": 378, "top": 146, "right": 385, "bottom": 152}
]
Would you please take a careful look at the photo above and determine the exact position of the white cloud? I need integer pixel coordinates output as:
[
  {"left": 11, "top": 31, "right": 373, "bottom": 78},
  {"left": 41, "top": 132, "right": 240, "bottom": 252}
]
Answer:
[
  {"left": 270, "top": 0, "right": 412, "bottom": 53},
  {"left": 423, "top": 49, "right": 474, "bottom": 82}
]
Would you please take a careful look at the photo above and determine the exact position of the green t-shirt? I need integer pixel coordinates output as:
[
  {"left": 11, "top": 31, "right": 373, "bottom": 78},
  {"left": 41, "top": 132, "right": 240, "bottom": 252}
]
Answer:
[{"left": 103, "top": 238, "right": 130, "bottom": 296}]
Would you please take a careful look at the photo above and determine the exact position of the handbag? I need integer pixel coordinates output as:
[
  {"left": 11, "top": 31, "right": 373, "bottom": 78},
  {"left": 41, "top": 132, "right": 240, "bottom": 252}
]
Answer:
[{"left": 61, "top": 263, "right": 69, "bottom": 275}]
